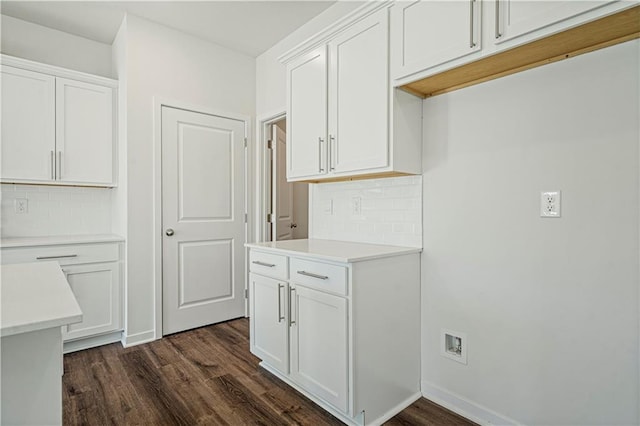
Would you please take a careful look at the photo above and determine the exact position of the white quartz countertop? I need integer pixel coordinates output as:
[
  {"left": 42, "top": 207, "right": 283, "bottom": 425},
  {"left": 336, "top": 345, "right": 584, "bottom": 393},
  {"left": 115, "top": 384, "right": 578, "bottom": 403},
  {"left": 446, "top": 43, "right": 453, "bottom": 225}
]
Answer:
[
  {"left": 1, "top": 262, "right": 82, "bottom": 337},
  {"left": 245, "top": 239, "right": 421, "bottom": 263},
  {"left": 1, "top": 233, "right": 124, "bottom": 248}
]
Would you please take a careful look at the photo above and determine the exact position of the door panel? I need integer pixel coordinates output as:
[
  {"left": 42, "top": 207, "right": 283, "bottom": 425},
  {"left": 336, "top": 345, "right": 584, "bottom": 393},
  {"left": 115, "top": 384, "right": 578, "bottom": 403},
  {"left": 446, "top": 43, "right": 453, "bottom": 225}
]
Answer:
[
  {"left": 290, "top": 285, "right": 348, "bottom": 413},
  {"left": 162, "top": 106, "right": 246, "bottom": 335},
  {"left": 287, "top": 47, "right": 328, "bottom": 180},
  {"left": 56, "top": 78, "right": 113, "bottom": 185},
  {"left": 1, "top": 66, "right": 55, "bottom": 182},
  {"left": 273, "top": 125, "right": 293, "bottom": 240},
  {"left": 329, "top": 10, "right": 389, "bottom": 174},
  {"left": 250, "top": 273, "right": 288, "bottom": 373},
  {"left": 62, "top": 262, "right": 121, "bottom": 341}
]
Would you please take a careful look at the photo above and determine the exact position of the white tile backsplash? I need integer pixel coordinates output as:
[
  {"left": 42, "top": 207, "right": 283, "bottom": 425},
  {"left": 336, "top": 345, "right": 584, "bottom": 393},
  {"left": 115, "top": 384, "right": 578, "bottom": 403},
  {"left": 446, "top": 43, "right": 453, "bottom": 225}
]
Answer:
[
  {"left": 310, "top": 175, "right": 422, "bottom": 248},
  {"left": 1, "top": 184, "right": 112, "bottom": 237}
]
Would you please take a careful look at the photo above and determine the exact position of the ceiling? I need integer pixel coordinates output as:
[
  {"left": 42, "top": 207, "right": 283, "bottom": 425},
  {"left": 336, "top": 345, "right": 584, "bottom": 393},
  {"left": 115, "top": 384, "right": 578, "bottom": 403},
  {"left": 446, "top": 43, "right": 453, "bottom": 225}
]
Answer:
[{"left": 0, "top": 1, "right": 337, "bottom": 57}]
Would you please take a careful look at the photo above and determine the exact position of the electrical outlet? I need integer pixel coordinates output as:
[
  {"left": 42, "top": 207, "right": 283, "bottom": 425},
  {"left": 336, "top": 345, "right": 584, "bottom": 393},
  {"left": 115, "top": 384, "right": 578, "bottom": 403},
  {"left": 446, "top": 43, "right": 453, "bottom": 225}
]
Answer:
[
  {"left": 352, "top": 196, "right": 361, "bottom": 215},
  {"left": 324, "top": 199, "right": 333, "bottom": 215},
  {"left": 442, "top": 329, "right": 467, "bottom": 365},
  {"left": 15, "top": 198, "right": 28, "bottom": 214},
  {"left": 540, "top": 191, "right": 561, "bottom": 218}
]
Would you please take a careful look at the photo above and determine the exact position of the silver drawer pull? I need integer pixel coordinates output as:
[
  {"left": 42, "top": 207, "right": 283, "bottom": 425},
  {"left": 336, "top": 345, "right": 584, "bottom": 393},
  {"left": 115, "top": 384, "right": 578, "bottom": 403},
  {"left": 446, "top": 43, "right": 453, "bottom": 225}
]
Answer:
[
  {"left": 252, "top": 260, "right": 276, "bottom": 267},
  {"left": 36, "top": 254, "right": 78, "bottom": 260},
  {"left": 297, "top": 270, "right": 329, "bottom": 280}
]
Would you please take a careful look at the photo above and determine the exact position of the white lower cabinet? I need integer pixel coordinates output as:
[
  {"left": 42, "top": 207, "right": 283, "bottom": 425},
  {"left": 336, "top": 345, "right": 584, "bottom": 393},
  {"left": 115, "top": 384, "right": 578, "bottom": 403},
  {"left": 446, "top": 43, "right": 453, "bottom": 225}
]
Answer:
[
  {"left": 290, "top": 284, "right": 349, "bottom": 412},
  {"left": 248, "top": 243, "right": 420, "bottom": 426},
  {"left": 0, "top": 237, "right": 124, "bottom": 352}
]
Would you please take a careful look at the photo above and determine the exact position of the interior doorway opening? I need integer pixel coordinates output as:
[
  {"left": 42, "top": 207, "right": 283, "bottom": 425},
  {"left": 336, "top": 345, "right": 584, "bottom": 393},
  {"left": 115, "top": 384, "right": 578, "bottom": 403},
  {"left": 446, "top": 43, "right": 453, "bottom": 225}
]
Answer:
[{"left": 265, "top": 117, "right": 308, "bottom": 242}]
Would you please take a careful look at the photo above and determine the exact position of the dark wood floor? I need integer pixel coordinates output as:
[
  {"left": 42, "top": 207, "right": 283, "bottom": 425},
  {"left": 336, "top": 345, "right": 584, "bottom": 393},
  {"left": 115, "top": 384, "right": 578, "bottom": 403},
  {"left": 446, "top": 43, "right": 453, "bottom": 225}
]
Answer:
[{"left": 63, "top": 318, "right": 475, "bottom": 425}]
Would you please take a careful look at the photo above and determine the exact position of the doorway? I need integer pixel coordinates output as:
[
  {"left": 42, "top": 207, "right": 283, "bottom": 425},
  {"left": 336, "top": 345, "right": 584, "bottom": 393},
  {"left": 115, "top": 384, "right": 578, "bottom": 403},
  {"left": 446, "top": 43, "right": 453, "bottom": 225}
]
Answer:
[
  {"left": 160, "top": 105, "right": 246, "bottom": 335},
  {"left": 266, "top": 117, "right": 308, "bottom": 242}
]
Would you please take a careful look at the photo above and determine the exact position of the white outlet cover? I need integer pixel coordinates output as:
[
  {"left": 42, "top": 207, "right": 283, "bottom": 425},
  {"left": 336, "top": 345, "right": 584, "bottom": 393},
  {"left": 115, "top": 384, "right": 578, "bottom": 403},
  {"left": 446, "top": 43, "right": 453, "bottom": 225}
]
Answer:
[
  {"left": 352, "top": 196, "right": 362, "bottom": 215},
  {"left": 15, "top": 198, "right": 28, "bottom": 214},
  {"left": 540, "top": 191, "right": 561, "bottom": 218}
]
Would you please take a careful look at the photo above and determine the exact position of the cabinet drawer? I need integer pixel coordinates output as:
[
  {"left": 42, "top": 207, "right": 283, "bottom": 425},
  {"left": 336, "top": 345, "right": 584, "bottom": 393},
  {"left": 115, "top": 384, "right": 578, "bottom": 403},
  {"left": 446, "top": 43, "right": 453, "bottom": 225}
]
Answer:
[
  {"left": 289, "top": 258, "right": 347, "bottom": 296},
  {"left": 249, "top": 250, "right": 287, "bottom": 280},
  {"left": 1, "top": 243, "right": 120, "bottom": 266}
]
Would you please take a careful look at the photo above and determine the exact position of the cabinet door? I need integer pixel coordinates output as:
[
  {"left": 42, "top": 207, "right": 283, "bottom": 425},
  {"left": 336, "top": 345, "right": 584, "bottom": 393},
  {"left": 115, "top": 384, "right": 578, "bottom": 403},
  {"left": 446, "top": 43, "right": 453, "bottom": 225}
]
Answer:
[
  {"left": 328, "top": 8, "right": 390, "bottom": 174},
  {"left": 391, "top": 0, "right": 481, "bottom": 80},
  {"left": 61, "top": 262, "right": 121, "bottom": 341},
  {"left": 290, "top": 285, "right": 348, "bottom": 413},
  {"left": 56, "top": 78, "right": 114, "bottom": 185},
  {"left": 496, "top": 0, "right": 612, "bottom": 43},
  {"left": 286, "top": 47, "right": 328, "bottom": 180},
  {"left": 250, "top": 274, "right": 289, "bottom": 373},
  {"left": 1, "top": 66, "right": 55, "bottom": 183}
]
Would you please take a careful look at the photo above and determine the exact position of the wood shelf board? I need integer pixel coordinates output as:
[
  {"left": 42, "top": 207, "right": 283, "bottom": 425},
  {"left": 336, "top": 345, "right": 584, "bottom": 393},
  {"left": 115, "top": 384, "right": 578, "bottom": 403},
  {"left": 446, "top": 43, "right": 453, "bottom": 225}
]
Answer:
[
  {"left": 299, "top": 171, "right": 414, "bottom": 184},
  {"left": 401, "top": 5, "right": 640, "bottom": 98}
]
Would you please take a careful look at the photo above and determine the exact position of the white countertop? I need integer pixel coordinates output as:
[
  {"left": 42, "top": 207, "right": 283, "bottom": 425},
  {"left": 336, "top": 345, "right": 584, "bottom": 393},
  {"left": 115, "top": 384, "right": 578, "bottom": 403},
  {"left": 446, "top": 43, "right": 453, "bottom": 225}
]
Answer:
[
  {"left": 1, "top": 233, "right": 124, "bottom": 248},
  {"left": 1, "top": 262, "right": 82, "bottom": 337},
  {"left": 246, "top": 239, "right": 421, "bottom": 263}
]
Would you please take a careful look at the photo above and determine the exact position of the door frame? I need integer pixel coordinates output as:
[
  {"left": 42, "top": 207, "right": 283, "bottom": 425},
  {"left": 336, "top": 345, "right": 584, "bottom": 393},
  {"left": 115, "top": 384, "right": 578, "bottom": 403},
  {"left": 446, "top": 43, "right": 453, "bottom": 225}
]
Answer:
[
  {"left": 256, "top": 111, "right": 286, "bottom": 243},
  {"left": 152, "top": 97, "right": 251, "bottom": 339}
]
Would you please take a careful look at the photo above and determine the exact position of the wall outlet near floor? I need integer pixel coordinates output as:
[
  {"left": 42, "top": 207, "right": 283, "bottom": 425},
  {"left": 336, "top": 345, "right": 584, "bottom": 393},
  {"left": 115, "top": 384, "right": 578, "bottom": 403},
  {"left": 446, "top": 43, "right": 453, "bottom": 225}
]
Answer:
[
  {"left": 442, "top": 329, "right": 467, "bottom": 364},
  {"left": 15, "top": 198, "right": 28, "bottom": 214},
  {"left": 540, "top": 190, "right": 561, "bottom": 218}
]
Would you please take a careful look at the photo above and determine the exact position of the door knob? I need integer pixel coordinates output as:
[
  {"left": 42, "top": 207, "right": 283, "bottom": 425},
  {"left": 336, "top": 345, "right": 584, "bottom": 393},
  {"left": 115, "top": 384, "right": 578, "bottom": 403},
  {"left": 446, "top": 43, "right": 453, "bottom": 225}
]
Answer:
[
  {"left": 290, "top": 223, "right": 298, "bottom": 229},
  {"left": 165, "top": 229, "right": 174, "bottom": 236}
]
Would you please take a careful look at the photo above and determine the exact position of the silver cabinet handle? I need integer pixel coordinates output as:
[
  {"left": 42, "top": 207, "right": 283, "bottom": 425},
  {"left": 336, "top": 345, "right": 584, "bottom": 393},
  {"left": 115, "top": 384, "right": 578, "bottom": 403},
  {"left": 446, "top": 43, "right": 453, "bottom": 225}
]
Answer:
[
  {"left": 469, "top": 0, "right": 476, "bottom": 48},
  {"left": 50, "top": 150, "right": 55, "bottom": 180},
  {"left": 318, "top": 137, "right": 325, "bottom": 172},
  {"left": 165, "top": 228, "right": 174, "bottom": 236},
  {"left": 297, "top": 270, "right": 329, "bottom": 280},
  {"left": 277, "top": 283, "right": 284, "bottom": 323},
  {"left": 57, "top": 151, "right": 62, "bottom": 179},
  {"left": 329, "top": 135, "right": 336, "bottom": 171},
  {"left": 495, "top": 0, "right": 501, "bottom": 39},
  {"left": 36, "top": 254, "right": 77, "bottom": 260},
  {"left": 252, "top": 260, "right": 275, "bottom": 267},
  {"left": 289, "top": 286, "right": 296, "bottom": 326}
]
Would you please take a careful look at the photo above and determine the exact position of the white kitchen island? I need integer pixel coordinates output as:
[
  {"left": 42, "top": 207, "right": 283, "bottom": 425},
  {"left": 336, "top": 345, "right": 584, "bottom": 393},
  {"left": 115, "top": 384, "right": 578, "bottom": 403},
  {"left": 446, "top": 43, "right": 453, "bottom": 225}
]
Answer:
[{"left": 1, "top": 261, "right": 82, "bottom": 425}]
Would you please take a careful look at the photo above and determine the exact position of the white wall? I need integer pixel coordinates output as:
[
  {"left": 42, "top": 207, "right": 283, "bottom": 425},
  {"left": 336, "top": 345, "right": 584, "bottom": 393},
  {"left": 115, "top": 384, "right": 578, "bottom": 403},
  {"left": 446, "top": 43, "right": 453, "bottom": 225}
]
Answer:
[
  {"left": 421, "top": 40, "right": 639, "bottom": 425},
  {"left": 122, "top": 14, "right": 255, "bottom": 343},
  {"left": 0, "top": 14, "right": 112, "bottom": 77}
]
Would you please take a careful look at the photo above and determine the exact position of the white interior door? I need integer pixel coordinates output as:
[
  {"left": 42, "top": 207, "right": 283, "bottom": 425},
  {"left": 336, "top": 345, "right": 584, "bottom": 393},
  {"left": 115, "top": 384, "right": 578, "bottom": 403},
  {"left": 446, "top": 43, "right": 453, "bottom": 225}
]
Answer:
[
  {"left": 162, "top": 106, "right": 246, "bottom": 335},
  {"left": 272, "top": 125, "right": 294, "bottom": 240}
]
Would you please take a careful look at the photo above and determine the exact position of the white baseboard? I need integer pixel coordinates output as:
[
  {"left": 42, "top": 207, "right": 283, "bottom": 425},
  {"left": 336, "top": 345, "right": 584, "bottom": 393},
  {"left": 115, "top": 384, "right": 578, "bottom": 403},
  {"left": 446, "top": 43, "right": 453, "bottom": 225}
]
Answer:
[
  {"left": 121, "top": 329, "right": 156, "bottom": 347},
  {"left": 371, "top": 391, "right": 422, "bottom": 425},
  {"left": 421, "top": 380, "right": 520, "bottom": 426},
  {"left": 64, "top": 331, "right": 123, "bottom": 353}
]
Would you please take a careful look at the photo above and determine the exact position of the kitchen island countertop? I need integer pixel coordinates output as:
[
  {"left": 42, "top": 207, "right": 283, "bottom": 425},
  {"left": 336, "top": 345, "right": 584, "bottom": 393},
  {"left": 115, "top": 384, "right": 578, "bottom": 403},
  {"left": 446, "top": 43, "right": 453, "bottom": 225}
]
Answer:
[{"left": 245, "top": 238, "right": 421, "bottom": 263}]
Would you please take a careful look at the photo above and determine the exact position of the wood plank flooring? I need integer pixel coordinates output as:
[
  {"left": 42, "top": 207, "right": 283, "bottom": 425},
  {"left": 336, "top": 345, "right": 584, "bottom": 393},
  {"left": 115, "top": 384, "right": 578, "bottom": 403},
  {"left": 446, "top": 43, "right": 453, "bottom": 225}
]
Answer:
[{"left": 63, "top": 318, "right": 475, "bottom": 425}]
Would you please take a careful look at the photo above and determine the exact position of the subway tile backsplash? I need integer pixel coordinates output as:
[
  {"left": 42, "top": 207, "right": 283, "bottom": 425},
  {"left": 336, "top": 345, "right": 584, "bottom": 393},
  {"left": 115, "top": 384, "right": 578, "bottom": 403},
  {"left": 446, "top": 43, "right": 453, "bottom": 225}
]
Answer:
[
  {"left": 310, "top": 175, "right": 422, "bottom": 248},
  {"left": 0, "top": 184, "right": 112, "bottom": 237}
]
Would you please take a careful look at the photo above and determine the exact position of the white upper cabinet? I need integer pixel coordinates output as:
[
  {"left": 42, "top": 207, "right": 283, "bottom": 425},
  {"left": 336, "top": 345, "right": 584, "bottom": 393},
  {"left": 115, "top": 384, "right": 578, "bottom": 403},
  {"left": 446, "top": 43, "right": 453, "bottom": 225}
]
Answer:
[
  {"left": 495, "top": 0, "right": 613, "bottom": 43},
  {"left": 56, "top": 78, "right": 114, "bottom": 185},
  {"left": 328, "top": 11, "right": 389, "bottom": 174},
  {"left": 391, "top": 0, "right": 481, "bottom": 80},
  {"left": 283, "top": 4, "right": 422, "bottom": 183},
  {"left": 1, "top": 66, "right": 56, "bottom": 182},
  {"left": 0, "top": 56, "right": 117, "bottom": 187},
  {"left": 287, "top": 47, "right": 328, "bottom": 180}
]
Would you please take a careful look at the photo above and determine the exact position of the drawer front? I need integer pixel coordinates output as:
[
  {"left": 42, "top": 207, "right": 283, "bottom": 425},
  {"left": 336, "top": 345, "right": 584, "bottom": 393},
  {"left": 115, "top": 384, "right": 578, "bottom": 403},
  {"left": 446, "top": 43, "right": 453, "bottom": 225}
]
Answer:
[
  {"left": 249, "top": 250, "right": 287, "bottom": 280},
  {"left": 1, "top": 243, "right": 120, "bottom": 266},
  {"left": 289, "top": 258, "right": 347, "bottom": 296}
]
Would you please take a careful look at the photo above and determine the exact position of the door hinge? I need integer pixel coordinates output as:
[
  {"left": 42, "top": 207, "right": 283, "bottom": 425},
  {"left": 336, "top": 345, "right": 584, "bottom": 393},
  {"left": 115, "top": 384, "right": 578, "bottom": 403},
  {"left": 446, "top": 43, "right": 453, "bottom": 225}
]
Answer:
[
  {"left": 267, "top": 213, "right": 272, "bottom": 223},
  {"left": 244, "top": 137, "right": 247, "bottom": 148},
  {"left": 245, "top": 289, "right": 249, "bottom": 299},
  {"left": 244, "top": 213, "right": 248, "bottom": 223},
  {"left": 267, "top": 139, "right": 273, "bottom": 149}
]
